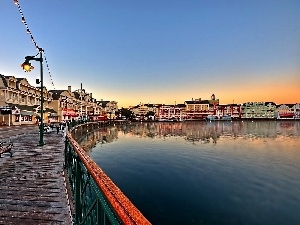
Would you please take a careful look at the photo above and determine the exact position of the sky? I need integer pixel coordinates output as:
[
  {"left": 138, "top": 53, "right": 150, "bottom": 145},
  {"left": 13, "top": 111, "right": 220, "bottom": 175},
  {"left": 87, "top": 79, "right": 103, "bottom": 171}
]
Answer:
[{"left": 0, "top": 0, "right": 299, "bottom": 108}]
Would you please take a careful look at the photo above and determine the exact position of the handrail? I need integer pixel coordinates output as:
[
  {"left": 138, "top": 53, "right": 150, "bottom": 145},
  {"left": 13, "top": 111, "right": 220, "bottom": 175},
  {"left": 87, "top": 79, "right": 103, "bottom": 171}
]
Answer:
[{"left": 65, "top": 122, "right": 151, "bottom": 225}]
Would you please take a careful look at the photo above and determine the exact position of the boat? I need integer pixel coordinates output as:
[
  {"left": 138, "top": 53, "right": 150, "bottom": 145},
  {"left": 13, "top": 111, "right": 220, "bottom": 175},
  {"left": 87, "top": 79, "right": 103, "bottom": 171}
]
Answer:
[
  {"left": 221, "top": 115, "right": 232, "bottom": 121},
  {"left": 206, "top": 115, "right": 217, "bottom": 121},
  {"left": 206, "top": 115, "right": 232, "bottom": 121}
]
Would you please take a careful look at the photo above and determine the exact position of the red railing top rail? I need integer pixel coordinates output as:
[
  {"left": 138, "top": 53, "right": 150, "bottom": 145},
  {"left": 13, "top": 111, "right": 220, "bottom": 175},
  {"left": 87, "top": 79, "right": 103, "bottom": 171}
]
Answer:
[{"left": 67, "top": 125, "right": 151, "bottom": 225}]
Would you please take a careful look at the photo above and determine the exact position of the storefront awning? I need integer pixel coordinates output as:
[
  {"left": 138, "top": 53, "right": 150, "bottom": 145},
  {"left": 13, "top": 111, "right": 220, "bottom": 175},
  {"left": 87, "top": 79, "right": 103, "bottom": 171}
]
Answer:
[
  {"left": 45, "top": 108, "right": 57, "bottom": 113},
  {"left": 21, "top": 111, "right": 34, "bottom": 116},
  {"left": 7, "top": 103, "right": 36, "bottom": 113},
  {"left": 0, "top": 105, "right": 12, "bottom": 114}
]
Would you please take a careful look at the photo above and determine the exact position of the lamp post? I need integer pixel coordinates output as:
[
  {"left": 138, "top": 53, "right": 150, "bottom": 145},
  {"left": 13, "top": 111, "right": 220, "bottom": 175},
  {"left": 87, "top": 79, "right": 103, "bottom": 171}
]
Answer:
[
  {"left": 21, "top": 48, "right": 44, "bottom": 146},
  {"left": 64, "top": 97, "right": 68, "bottom": 121}
]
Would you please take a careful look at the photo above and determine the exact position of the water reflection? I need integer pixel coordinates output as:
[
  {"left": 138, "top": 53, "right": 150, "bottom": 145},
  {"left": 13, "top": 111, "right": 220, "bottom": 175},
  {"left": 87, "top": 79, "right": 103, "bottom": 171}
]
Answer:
[
  {"left": 82, "top": 120, "right": 300, "bottom": 225},
  {"left": 79, "top": 121, "right": 300, "bottom": 152}
]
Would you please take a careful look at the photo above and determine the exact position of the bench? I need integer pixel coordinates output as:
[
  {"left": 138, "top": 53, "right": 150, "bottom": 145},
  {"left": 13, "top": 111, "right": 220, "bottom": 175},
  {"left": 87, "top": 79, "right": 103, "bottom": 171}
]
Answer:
[{"left": 0, "top": 142, "right": 13, "bottom": 157}]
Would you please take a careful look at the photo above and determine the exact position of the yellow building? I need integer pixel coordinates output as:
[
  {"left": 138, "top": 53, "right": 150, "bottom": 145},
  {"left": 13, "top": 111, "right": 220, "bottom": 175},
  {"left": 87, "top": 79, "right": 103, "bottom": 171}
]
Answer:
[{"left": 0, "top": 74, "right": 55, "bottom": 125}]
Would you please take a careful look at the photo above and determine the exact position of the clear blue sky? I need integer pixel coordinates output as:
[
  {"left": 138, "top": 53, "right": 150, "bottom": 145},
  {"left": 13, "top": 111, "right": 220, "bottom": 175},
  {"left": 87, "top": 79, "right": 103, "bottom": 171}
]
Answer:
[{"left": 1, "top": 0, "right": 299, "bottom": 107}]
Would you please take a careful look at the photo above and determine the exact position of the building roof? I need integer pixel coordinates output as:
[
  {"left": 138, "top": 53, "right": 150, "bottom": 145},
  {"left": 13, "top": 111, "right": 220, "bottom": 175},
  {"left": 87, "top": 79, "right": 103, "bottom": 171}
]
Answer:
[
  {"left": 185, "top": 100, "right": 210, "bottom": 104},
  {"left": 277, "top": 103, "right": 295, "bottom": 108},
  {"left": 48, "top": 90, "right": 67, "bottom": 100},
  {"left": 73, "top": 92, "right": 81, "bottom": 100},
  {"left": 7, "top": 103, "right": 37, "bottom": 112},
  {"left": 265, "top": 102, "right": 276, "bottom": 105},
  {"left": 144, "top": 103, "right": 155, "bottom": 107},
  {"left": 0, "top": 74, "right": 8, "bottom": 88},
  {"left": 97, "top": 101, "right": 110, "bottom": 107}
]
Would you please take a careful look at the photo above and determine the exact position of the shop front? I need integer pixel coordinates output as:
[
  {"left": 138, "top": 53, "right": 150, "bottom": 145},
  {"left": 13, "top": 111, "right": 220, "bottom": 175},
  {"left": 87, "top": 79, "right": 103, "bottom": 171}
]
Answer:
[
  {"left": 0, "top": 105, "right": 12, "bottom": 126},
  {"left": 62, "top": 108, "right": 79, "bottom": 121},
  {"left": 15, "top": 110, "right": 35, "bottom": 125},
  {"left": 48, "top": 112, "right": 59, "bottom": 123}
]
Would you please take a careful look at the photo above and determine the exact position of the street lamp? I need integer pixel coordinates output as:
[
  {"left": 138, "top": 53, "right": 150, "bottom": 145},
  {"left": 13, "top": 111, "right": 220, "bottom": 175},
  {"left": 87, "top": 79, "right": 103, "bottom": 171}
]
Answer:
[
  {"left": 21, "top": 48, "right": 44, "bottom": 146},
  {"left": 62, "top": 96, "right": 68, "bottom": 121}
]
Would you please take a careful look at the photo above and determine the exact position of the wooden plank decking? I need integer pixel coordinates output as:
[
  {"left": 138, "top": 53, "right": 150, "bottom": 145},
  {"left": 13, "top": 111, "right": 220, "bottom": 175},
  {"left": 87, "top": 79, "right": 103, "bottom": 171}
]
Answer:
[{"left": 0, "top": 126, "right": 72, "bottom": 225}]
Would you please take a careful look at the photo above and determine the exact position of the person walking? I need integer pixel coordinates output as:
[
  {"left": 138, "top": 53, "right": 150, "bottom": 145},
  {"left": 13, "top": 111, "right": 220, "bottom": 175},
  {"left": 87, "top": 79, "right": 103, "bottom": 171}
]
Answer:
[{"left": 56, "top": 124, "right": 59, "bottom": 134}]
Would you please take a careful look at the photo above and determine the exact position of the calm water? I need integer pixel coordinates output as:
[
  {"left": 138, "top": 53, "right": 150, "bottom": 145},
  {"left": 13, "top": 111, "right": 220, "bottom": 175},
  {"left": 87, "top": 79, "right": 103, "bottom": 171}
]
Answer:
[{"left": 80, "top": 121, "right": 300, "bottom": 225}]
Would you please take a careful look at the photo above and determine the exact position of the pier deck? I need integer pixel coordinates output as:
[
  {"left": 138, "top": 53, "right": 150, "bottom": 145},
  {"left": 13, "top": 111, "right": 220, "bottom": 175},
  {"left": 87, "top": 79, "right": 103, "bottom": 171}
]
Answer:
[{"left": 0, "top": 125, "right": 72, "bottom": 225}]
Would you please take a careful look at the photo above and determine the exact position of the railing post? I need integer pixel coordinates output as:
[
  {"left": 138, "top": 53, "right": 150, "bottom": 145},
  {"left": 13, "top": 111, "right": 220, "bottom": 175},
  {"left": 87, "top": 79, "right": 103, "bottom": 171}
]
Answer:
[
  {"left": 64, "top": 137, "right": 68, "bottom": 170},
  {"left": 75, "top": 155, "right": 82, "bottom": 224}
]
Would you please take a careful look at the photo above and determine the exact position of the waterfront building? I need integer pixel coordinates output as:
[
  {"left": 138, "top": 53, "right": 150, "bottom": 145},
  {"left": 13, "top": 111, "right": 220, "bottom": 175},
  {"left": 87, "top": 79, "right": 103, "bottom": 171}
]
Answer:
[
  {"left": 293, "top": 104, "right": 300, "bottom": 119},
  {"left": 241, "top": 102, "right": 276, "bottom": 119},
  {"left": 276, "top": 103, "right": 300, "bottom": 119},
  {"left": 49, "top": 85, "right": 103, "bottom": 122},
  {"left": 0, "top": 74, "right": 56, "bottom": 125},
  {"left": 71, "top": 87, "right": 102, "bottom": 121},
  {"left": 184, "top": 94, "right": 219, "bottom": 120},
  {"left": 184, "top": 99, "right": 210, "bottom": 120},
  {"left": 231, "top": 104, "right": 243, "bottom": 118},
  {"left": 129, "top": 103, "right": 158, "bottom": 120},
  {"left": 131, "top": 104, "right": 149, "bottom": 117},
  {"left": 0, "top": 74, "right": 106, "bottom": 125},
  {"left": 97, "top": 100, "right": 118, "bottom": 119},
  {"left": 49, "top": 89, "right": 76, "bottom": 122},
  {"left": 143, "top": 103, "right": 157, "bottom": 116},
  {"left": 129, "top": 105, "right": 140, "bottom": 120},
  {"left": 156, "top": 104, "right": 186, "bottom": 121},
  {"left": 215, "top": 104, "right": 242, "bottom": 119}
]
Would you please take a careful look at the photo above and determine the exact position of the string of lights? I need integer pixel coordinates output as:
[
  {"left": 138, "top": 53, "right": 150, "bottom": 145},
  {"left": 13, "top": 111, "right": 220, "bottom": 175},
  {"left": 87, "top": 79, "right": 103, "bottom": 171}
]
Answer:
[
  {"left": 14, "top": 0, "right": 56, "bottom": 89},
  {"left": 43, "top": 51, "right": 55, "bottom": 88}
]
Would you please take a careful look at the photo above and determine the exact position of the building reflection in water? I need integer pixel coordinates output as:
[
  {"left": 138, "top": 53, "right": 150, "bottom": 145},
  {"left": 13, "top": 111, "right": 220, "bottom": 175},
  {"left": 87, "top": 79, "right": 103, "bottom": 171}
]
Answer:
[{"left": 78, "top": 121, "right": 300, "bottom": 153}]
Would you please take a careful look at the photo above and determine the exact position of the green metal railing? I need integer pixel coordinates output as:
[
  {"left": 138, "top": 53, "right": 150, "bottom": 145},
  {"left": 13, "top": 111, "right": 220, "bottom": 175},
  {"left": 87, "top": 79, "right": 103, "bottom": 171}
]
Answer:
[{"left": 65, "top": 122, "right": 151, "bottom": 225}]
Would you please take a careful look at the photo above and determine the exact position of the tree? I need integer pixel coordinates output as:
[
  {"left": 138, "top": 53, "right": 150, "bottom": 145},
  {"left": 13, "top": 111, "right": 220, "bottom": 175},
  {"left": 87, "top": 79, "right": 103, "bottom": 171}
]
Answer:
[
  {"left": 119, "top": 108, "right": 134, "bottom": 120},
  {"left": 145, "top": 111, "right": 155, "bottom": 120},
  {"left": 146, "top": 111, "right": 155, "bottom": 117},
  {"left": 115, "top": 110, "right": 120, "bottom": 119}
]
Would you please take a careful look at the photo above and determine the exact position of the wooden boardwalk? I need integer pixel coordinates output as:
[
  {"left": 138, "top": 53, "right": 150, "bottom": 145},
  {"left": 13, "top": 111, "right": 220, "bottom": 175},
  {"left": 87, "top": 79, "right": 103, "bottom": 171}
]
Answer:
[{"left": 0, "top": 126, "right": 72, "bottom": 225}]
